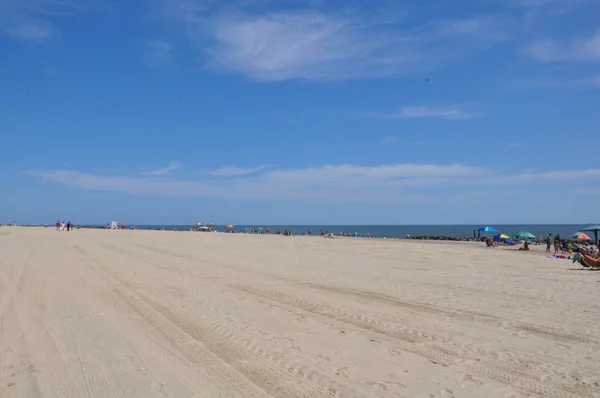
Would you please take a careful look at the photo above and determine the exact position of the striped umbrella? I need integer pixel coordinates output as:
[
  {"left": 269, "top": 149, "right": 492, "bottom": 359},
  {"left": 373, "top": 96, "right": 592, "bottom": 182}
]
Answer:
[{"left": 572, "top": 232, "right": 591, "bottom": 240}]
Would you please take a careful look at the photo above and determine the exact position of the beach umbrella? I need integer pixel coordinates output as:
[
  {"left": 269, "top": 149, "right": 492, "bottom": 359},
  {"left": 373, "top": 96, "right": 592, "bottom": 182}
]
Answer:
[
  {"left": 500, "top": 234, "right": 510, "bottom": 239},
  {"left": 515, "top": 231, "right": 536, "bottom": 239},
  {"left": 226, "top": 224, "right": 234, "bottom": 229},
  {"left": 477, "top": 226, "right": 497, "bottom": 232},
  {"left": 580, "top": 225, "right": 600, "bottom": 245},
  {"left": 195, "top": 222, "right": 202, "bottom": 226},
  {"left": 572, "top": 232, "right": 591, "bottom": 240}
]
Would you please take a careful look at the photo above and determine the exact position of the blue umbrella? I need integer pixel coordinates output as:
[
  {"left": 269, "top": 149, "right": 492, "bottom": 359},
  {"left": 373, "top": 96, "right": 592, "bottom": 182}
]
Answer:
[
  {"left": 478, "top": 226, "right": 497, "bottom": 232},
  {"left": 580, "top": 225, "right": 600, "bottom": 245}
]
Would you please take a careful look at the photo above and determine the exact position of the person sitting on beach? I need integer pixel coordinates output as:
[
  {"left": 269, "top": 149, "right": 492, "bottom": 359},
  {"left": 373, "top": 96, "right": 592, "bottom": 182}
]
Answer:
[{"left": 519, "top": 241, "right": 530, "bottom": 251}]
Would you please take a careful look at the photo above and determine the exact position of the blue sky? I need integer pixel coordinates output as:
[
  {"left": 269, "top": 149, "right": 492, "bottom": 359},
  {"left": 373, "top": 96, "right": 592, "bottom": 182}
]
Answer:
[{"left": 1, "top": 0, "right": 600, "bottom": 225}]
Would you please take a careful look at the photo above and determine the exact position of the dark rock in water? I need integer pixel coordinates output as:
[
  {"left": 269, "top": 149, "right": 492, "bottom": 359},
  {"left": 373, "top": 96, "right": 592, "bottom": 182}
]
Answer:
[{"left": 411, "top": 236, "right": 481, "bottom": 242}]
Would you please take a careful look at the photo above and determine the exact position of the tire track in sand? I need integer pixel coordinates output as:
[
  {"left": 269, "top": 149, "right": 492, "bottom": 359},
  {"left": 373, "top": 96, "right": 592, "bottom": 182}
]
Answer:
[
  {"left": 304, "top": 283, "right": 598, "bottom": 345},
  {"left": 97, "top": 244, "right": 366, "bottom": 397},
  {"left": 69, "top": 245, "right": 269, "bottom": 398},
  {"left": 233, "top": 285, "right": 594, "bottom": 398}
]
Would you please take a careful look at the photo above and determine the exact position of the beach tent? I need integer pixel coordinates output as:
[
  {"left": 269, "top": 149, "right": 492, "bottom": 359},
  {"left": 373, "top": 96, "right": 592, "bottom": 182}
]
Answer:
[
  {"left": 505, "top": 238, "right": 515, "bottom": 246},
  {"left": 111, "top": 221, "right": 117, "bottom": 230},
  {"left": 581, "top": 225, "right": 600, "bottom": 245}
]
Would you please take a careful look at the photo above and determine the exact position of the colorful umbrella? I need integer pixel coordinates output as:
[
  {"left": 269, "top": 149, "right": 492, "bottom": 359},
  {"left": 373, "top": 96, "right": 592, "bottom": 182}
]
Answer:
[
  {"left": 195, "top": 222, "right": 202, "bottom": 226},
  {"left": 226, "top": 224, "right": 234, "bottom": 229},
  {"left": 572, "top": 232, "right": 591, "bottom": 240},
  {"left": 515, "top": 231, "right": 536, "bottom": 239},
  {"left": 478, "top": 226, "right": 497, "bottom": 232},
  {"left": 500, "top": 234, "right": 510, "bottom": 239}
]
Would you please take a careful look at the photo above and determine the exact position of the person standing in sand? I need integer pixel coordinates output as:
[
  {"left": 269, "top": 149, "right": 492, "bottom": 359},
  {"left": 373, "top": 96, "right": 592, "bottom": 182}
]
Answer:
[{"left": 546, "top": 234, "right": 552, "bottom": 253}]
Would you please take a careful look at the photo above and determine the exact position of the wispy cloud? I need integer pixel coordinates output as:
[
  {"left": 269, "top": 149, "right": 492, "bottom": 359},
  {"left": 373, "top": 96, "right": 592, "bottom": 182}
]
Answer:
[
  {"left": 30, "top": 163, "right": 487, "bottom": 201},
  {"left": 366, "top": 106, "right": 481, "bottom": 120},
  {"left": 5, "top": 18, "right": 57, "bottom": 42},
  {"left": 523, "top": 30, "right": 600, "bottom": 62},
  {"left": 1, "top": 0, "right": 99, "bottom": 42},
  {"left": 147, "top": 1, "right": 513, "bottom": 81},
  {"left": 585, "top": 75, "right": 600, "bottom": 87},
  {"left": 504, "top": 169, "right": 600, "bottom": 182},
  {"left": 204, "top": 165, "right": 271, "bottom": 177},
  {"left": 380, "top": 137, "right": 398, "bottom": 144},
  {"left": 30, "top": 162, "right": 600, "bottom": 202},
  {"left": 143, "top": 39, "right": 174, "bottom": 70},
  {"left": 437, "top": 16, "right": 511, "bottom": 41},
  {"left": 204, "top": 12, "right": 421, "bottom": 81},
  {"left": 140, "top": 161, "right": 182, "bottom": 176}
]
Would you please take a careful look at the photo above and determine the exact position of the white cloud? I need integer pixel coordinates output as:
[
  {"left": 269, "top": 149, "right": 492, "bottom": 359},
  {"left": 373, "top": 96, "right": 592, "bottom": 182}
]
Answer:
[
  {"left": 504, "top": 169, "right": 600, "bottom": 182},
  {"left": 437, "top": 17, "right": 510, "bottom": 41},
  {"left": 523, "top": 30, "right": 600, "bottom": 62},
  {"left": 366, "top": 106, "right": 481, "bottom": 120},
  {"left": 1, "top": 0, "right": 99, "bottom": 42},
  {"left": 205, "top": 165, "right": 271, "bottom": 177},
  {"left": 146, "top": 0, "right": 513, "bottom": 81},
  {"left": 140, "top": 161, "right": 182, "bottom": 176},
  {"left": 586, "top": 76, "right": 600, "bottom": 87},
  {"left": 29, "top": 164, "right": 600, "bottom": 201},
  {"left": 143, "top": 39, "right": 173, "bottom": 69},
  {"left": 30, "top": 163, "right": 486, "bottom": 200},
  {"left": 380, "top": 137, "right": 398, "bottom": 144},
  {"left": 204, "top": 12, "right": 422, "bottom": 81},
  {"left": 5, "top": 18, "right": 57, "bottom": 41}
]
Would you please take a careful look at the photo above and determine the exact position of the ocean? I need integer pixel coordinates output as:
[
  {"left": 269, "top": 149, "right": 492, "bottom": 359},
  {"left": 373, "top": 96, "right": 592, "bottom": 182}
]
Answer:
[{"left": 80, "top": 224, "right": 596, "bottom": 239}]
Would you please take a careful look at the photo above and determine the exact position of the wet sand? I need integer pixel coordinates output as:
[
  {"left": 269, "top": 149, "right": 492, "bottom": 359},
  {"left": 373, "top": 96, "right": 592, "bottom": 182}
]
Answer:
[{"left": 1, "top": 227, "right": 599, "bottom": 397}]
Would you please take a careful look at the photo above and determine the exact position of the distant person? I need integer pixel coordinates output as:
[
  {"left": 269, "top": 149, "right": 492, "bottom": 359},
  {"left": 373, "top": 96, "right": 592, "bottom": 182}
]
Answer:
[
  {"left": 308, "top": 228, "right": 312, "bottom": 235},
  {"left": 406, "top": 233, "right": 411, "bottom": 239},
  {"left": 56, "top": 220, "right": 61, "bottom": 231},
  {"left": 546, "top": 234, "right": 552, "bottom": 253},
  {"left": 67, "top": 221, "right": 71, "bottom": 231}
]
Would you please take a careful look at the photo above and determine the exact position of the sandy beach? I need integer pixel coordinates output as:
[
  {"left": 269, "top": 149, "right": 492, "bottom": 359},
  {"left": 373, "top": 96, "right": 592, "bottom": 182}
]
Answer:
[{"left": 1, "top": 227, "right": 599, "bottom": 397}]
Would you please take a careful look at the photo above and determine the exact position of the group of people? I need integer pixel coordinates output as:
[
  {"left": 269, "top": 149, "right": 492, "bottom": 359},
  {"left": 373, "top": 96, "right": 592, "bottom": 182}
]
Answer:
[{"left": 55, "top": 220, "right": 74, "bottom": 231}]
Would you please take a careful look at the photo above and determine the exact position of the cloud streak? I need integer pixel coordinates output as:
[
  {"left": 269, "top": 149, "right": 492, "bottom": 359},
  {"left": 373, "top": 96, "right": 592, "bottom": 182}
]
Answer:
[
  {"left": 366, "top": 106, "right": 481, "bottom": 120},
  {"left": 205, "top": 165, "right": 271, "bottom": 177},
  {"left": 140, "top": 161, "right": 182, "bottom": 176},
  {"left": 148, "top": 0, "right": 514, "bottom": 81},
  {"left": 5, "top": 18, "right": 57, "bottom": 41},
  {"left": 29, "top": 163, "right": 600, "bottom": 202},
  {"left": 143, "top": 39, "right": 174, "bottom": 70},
  {"left": 523, "top": 30, "right": 600, "bottom": 62}
]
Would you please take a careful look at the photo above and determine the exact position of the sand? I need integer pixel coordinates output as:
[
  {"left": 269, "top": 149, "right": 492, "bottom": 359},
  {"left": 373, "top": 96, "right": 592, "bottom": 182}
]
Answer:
[{"left": 1, "top": 227, "right": 599, "bottom": 398}]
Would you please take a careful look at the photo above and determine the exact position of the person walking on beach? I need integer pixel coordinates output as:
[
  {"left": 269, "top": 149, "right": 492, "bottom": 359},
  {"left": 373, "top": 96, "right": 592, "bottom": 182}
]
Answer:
[
  {"left": 56, "top": 220, "right": 61, "bottom": 231},
  {"left": 546, "top": 234, "right": 552, "bottom": 253}
]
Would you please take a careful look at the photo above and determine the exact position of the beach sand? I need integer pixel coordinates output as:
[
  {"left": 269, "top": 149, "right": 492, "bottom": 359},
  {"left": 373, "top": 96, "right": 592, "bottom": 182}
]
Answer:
[{"left": 1, "top": 227, "right": 599, "bottom": 398}]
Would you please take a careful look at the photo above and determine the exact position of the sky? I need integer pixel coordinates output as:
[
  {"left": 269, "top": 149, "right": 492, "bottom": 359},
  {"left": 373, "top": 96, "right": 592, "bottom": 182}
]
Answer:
[{"left": 1, "top": 0, "right": 600, "bottom": 225}]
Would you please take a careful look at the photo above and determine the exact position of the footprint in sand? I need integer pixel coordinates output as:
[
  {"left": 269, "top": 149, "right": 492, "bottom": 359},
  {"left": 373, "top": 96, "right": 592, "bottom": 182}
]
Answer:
[
  {"left": 334, "top": 367, "right": 351, "bottom": 377},
  {"left": 369, "top": 382, "right": 387, "bottom": 391}
]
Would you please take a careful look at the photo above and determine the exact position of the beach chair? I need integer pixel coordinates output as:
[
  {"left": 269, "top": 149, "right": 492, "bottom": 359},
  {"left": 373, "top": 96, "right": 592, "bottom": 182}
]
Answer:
[{"left": 581, "top": 255, "right": 600, "bottom": 269}]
